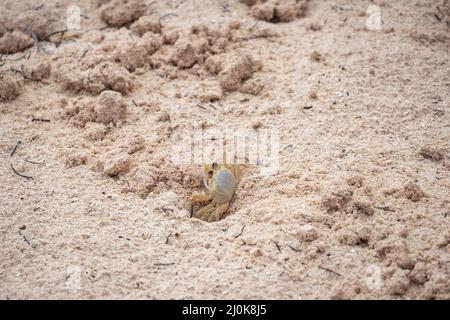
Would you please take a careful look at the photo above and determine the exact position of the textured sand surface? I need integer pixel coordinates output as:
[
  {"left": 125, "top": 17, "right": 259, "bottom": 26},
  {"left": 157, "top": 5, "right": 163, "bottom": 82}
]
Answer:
[{"left": 1, "top": 0, "right": 449, "bottom": 299}]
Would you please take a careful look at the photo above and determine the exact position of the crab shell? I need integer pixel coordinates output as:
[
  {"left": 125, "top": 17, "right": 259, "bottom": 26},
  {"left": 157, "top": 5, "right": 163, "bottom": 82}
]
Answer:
[{"left": 202, "top": 166, "right": 237, "bottom": 205}]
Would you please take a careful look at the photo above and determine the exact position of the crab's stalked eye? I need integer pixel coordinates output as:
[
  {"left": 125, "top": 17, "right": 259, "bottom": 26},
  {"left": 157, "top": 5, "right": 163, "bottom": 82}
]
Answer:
[
  {"left": 208, "top": 170, "right": 214, "bottom": 178},
  {"left": 212, "top": 162, "right": 218, "bottom": 170}
]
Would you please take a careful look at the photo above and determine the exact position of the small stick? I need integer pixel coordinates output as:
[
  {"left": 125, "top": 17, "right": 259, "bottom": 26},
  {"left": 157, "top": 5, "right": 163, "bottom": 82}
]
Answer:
[
  {"left": 25, "top": 159, "right": 45, "bottom": 165},
  {"left": 42, "top": 29, "right": 68, "bottom": 41},
  {"left": 132, "top": 99, "right": 139, "bottom": 107},
  {"left": 30, "top": 31, "right": 39, "bottom": 43},
  {"left": 319, "top": 266, "right": 342, "bottom": 277},
  {"left": 234, "top": 225, "right": 245, "bottom": 238},
  {"left": 238, "top": 34, "right": 278, "bottom": 41},
  {"left": 249, "top": 20, "right": 259, "bottom": 30},
  {"left": 154, "top": 262, "right": 175, "bottom": 266},
  {"left": 10, "top": 141, "right": 21, "bottom": 156},
  {"left": 375, "top": 206, "right": 395, "bottom": 212},
  {"left": 196, "top": 104, "right": 207, "bottom": 110},
  {"left": 165, "top": 231, "right": 173, "bottom": 244},
  {"left": 80, "top": 48, "right": 89, "bottom": 59},
  {"left": 18, "top": 231, "right": 32, "bottom": 246},
  {"left": 161, "top": 206, "right": 174, "bottom": 213},
  {"left": 273, "top": 240, "right": 282, "bottom": 253},
  {"left": 30, "top": 31, "right": 42, "bottom": 52},
  {"left": 31, "top": 115, "right": 50, "bottom": 122},
  {"left": 10, "top": 165, "right": 34, "bottom": 180},
  {"left": 288, "top": 245, "right": 301, "bottom": 253},
  {"left": 158, "top": 13, "right": 178, "bottom": 28},
  {"left": 2, "top": 52, "right": 30, "bottom": 61}
]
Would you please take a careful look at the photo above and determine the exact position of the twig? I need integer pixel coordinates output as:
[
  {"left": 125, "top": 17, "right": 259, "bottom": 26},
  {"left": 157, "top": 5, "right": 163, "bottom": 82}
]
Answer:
[
  {"left": 234, "top": 225, "right": 245, "bottom": 238},
  {"left": 10, "top": 165, "right": 34, "bottom": 180},
  {"left": 154, "top": 262, "right": 175, "bottom": 266},
  {"left": 18, "top": 230, "right": 32, "bottom": 246},
  {"left": 2, "top": 51, "right": 31, "bottom": 61},
  {"left": 80, "top": 48, "right": 89, "bottom": 59},
  {"left": 165, "top": 231, "right": 173, "bottom": 244},
  {"left": 238, "top": 34, "right": 278, "bottom": 41},
  {"left": 25, "top": 159, "right": 45, "bottom": 165},
  {"left": 42, "top": 29, "right": 68, "bottom": 41},
  {"left": 161, "top": 206, "right": 174, "bottom": 213},
  {"left": 132, "top": 99, "right": 138, "bottom": 107},
  {"left": 158, "top": 13, "right": 178, "bottom": 28},
  {"left": 273, "top": 240, "right": 282, "bottom": 253},
  {"left": 159, "top": 13, "right": 178, "bottom": 21},
  {"left": 30, "top": 31, "right": 42, "bottom": 52},
  {"left": 85, "top": 206, "right": 94, "bottom": 215},
  {"left": 196, "top": 104, "right": 207, "bottom": 110},
  {"left": 319, "top": 266, "right": 342, "bottom": 277},
  {"left": 288, "top": 245, "right": 301, "bottom": 253},
  {"left": 10, "top": 141, "right": 21, "bottom": 156},
  {"left": 375, "top": 205, "right": 395, "bottom": 212},
  {"left": 249, "top": 20, "right": 259, "bottom": 30},
  {"left": 31, "top": 115, "right": 50, "bottom": 122}
]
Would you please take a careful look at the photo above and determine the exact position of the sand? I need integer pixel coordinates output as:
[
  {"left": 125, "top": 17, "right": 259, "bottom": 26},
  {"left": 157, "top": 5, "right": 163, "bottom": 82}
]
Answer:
[{"left": 0, "top": 0, "right": 449, "bottom": 299}]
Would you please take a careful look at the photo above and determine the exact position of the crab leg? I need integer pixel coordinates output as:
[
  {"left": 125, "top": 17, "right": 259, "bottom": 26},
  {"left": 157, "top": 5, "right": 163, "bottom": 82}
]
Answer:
[
  {"left": 195, "top": 202, "right": 215, "bottom": 220},
  {"left": 208, "top": 202, "right": 230, "bottom": 222},
  {"left": 191, "top": 193, "right": 211, "bottom": 203}
]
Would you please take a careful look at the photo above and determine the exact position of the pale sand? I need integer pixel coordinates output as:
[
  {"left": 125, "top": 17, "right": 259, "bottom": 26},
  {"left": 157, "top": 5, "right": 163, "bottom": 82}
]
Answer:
[{"left": 0, "top": 0, "right": 449, "bottom": 299}]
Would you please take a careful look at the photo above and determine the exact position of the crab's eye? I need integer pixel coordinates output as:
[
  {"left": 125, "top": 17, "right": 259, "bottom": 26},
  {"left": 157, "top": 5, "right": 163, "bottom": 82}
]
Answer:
[
  {"left": 212, "top": 162, "right": 218, "bottom": 170},
  {"left": 208, "top": 170, "right": 213, "bottom": 178}
]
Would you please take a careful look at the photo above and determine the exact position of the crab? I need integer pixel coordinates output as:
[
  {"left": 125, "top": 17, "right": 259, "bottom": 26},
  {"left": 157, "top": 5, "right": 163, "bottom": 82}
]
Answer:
[{"left": 191, "top": 161, "right": 240, "bottom": 222}]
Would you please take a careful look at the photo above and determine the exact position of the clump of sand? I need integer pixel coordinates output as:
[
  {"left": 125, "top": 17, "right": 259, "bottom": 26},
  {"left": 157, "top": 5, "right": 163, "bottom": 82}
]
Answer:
[
  {"left": 241, "top": 0, "right": 309, "bottom": 23},
  {"left": 62, "top": 90, "right": 128, "bottom": 128},
  {"left": 100, "top": 0, "right": 147, "bottom": 27},
  {"left": 0, "top": 71, "right": 22, "bottom": 101},
  {"left": 58, "top": 61, "right": 133, "bottom": 95},
  {"left": 130, "top": 16, "right": 162, "bottom": 36}
]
